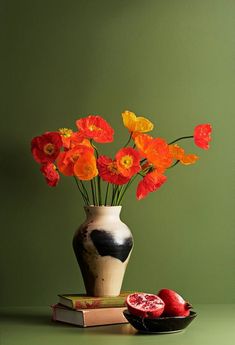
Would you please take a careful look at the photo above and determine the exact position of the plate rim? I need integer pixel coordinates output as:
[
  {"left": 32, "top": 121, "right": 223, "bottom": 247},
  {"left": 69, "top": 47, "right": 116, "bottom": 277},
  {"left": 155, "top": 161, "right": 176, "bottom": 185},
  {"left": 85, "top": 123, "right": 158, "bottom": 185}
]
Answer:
[{"left": 123, "top": 309, "right": 197, "bottom": 320}]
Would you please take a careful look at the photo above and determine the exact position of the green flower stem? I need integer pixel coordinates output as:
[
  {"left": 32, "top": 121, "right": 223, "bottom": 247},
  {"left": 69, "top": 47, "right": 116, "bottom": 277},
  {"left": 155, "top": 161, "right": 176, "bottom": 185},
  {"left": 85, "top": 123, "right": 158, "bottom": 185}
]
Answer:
[
  {"left": 90, "top": 180, "right": 96, "bottom": 205},
  {"left": 93, "top": 177, "right": 99, "bottom": 206},
  {"left": 123, "top": 132, "right": 133, "bottom": 148},
  {"left": 115, "top": 185, "right": 125, "bottom": 204},
  {"left": 78, "top": 179, "right": 89, "bottom": 205},
  {"left": 114, "top": 186, "right": 121, "bottom": 205},
  {"left": 111, "top": 185, "right": 116, "bottom": 206},
  {"left": 74, "top": 177, "right": 89, "bottom": 205},
  {"left": 98, "top": 176, "right": 102, "bottom": 205},
  {"left": 90, "top": 140, "right": 100, "bottom": 205},
  {"left": 168, "top": 135, "right": 193, "bottom": 145},
  {"left": 168, "top": 160, "right": 180, "bottom": 169},
  {"left": 95, "top": 177, "right": 100, "bottom": 206},
  {"left": 111, "top": 185, "right": 114, "bottom": 205},
  {"left": 111, "top": 185, "right": 118, "bottom": 205},
  {"left": 90, "top": 139, "right": 99, "bottom": 157},
  {"left": 104, "top": 183, "right": 110, "bottom": 206},
  {"left": 117, "top": 174, "right": 138, "bottom": 205},
  {"left": 80, "top": 180, "right": 90, "bottom": 205}
]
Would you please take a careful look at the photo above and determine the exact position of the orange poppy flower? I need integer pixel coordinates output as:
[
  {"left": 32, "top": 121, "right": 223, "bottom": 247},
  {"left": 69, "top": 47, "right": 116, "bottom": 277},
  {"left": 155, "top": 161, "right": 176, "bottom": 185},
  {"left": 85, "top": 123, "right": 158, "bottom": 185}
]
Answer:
[
  {"left": 194, "top": 124, "right": 212, "bottom": 150},
  {"left": 74, "top": 154, "right": 98, "bottom": 180},
  {"left": 168, "top": 144, "right": 184, "bottom": 161},
  {"left": 76, "top": 115, "right": 114, "bottom": 143},
  {"left": 146, "top": 138, "right": 173, "bottom": 171},
  {"left": 169, "top": 144, "right": 199, "bottom": 165},
  {"left": 31, "top": 132, "right": 63, "bottom": 164},
  {"left": 116, "top": 147, "right": 141, "bottom": 178},
  {"left": 40, "top": 163, "right": 60, "bottom": 187},
  {"left": 135, "top": 134, "right": 172, "bottom": 172},
  {"left": 122, "top": 110, "right": 154, "bottom": 134},
  {"left": 97, "top": 155, "right": 130, "bottom": 185},
  {"left": 136, "top": 170, "right": 167, "bottom": 200},
  {"left": 57, "top": 145, "right": 94, "bottom": 176},
  {"left": 180, "top": 154, "right": 199, "bottom": 165},
  {"left": 134, "top": 134, "right": 153, "bottom": 157}
]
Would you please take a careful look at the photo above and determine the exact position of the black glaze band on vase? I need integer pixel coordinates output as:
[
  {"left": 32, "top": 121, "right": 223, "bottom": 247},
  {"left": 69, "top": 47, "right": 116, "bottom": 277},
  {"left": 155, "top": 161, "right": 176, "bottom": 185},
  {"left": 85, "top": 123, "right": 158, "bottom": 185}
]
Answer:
[{"left": 90, "top": 230, "right": 133, "bottom": 262}]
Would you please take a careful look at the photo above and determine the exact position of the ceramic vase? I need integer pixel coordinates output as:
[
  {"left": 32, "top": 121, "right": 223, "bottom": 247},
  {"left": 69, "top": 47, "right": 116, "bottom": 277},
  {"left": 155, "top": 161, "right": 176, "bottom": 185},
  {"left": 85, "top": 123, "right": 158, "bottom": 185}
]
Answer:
[{"left": 73, "top": 206, "right": 133, "bottom": 296}]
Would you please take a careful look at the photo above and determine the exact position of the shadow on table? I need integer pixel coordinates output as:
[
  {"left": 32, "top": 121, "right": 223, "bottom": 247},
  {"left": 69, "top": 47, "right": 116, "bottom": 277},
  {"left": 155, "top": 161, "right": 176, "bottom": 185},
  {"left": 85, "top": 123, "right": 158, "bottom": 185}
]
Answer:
[
  {"left": 0, "top": 309, "right": 77, "bottom": 330},
  {"left": 0, "top": 310, "right": 53, "bottom": 327},
  {"left": 89, "top": 324, "right": 180, "bottom": 336},
  {"left": 0, "top": 311, "right": 181, "bottom": 336}
]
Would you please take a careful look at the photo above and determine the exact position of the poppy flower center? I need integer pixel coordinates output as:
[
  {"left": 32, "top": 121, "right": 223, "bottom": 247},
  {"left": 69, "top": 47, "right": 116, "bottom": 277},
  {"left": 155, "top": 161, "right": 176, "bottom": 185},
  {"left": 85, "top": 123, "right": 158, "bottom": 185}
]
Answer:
[
  {"left": 84, "top": 165, "right": 93, "bottom": 173},
  {"left": 59, "top": 128, "right": 73, "bottom": 138},
  {"left": 44, "top": 143, "right": 55, "bottom": 155},
  {"left": 120, "top": 155, "right": 133, "bottom": 169},
  {"left": 89, "top": 124, "right": 101, "bottom": 131},
  {"left": 71, "top": 153, "right": 80, "bottom": 163}
]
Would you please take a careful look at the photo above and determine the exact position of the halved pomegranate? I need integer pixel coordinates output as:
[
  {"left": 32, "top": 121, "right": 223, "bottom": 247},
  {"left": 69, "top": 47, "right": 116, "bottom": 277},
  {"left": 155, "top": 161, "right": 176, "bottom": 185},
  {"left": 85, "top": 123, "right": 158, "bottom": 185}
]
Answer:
[{"left": 126, "top": 293, "right": 165, "bottom": 318}]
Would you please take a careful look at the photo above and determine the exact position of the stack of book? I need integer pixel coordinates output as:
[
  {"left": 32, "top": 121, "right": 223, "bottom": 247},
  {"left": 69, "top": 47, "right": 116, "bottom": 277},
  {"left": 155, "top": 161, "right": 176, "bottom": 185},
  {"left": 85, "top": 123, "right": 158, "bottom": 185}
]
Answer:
[{"left": 51, "top": 291, "right": 132, "bottom": 327}]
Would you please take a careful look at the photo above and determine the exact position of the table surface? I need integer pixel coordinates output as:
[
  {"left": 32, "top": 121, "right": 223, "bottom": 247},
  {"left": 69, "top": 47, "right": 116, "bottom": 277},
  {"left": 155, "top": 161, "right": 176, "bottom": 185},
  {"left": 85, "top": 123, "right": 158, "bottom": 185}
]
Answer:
[{"left": 0, "top": 305, "right": 235, "bottom": 345}]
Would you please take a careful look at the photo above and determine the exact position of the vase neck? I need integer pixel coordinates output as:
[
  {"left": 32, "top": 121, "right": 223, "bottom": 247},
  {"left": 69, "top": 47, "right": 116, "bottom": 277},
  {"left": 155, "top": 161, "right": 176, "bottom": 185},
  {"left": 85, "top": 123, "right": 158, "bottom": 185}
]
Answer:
[{"left": 84, "top": 206, "right": 122, "bottom": 220}]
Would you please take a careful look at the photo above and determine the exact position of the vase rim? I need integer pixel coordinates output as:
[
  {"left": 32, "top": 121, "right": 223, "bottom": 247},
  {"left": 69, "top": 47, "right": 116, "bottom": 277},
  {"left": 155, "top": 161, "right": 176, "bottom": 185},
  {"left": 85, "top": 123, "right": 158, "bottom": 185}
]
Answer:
[{"left": 84, "top": 205, "right": 122, "bottom": 209}]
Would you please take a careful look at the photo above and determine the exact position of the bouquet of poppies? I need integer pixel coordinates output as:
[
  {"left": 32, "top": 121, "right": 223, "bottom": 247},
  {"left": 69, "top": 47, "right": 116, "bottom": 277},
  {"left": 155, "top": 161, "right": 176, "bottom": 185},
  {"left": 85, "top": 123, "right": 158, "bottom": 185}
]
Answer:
[{"left": 31, "top": 110, "right": 212, "bottom": 205}]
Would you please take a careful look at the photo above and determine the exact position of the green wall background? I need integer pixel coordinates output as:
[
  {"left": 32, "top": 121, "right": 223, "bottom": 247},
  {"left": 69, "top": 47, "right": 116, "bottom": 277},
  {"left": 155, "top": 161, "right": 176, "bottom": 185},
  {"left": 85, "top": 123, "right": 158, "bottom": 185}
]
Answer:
[{"left": 1, "top": 0, "right": 234, "bottom": 306}]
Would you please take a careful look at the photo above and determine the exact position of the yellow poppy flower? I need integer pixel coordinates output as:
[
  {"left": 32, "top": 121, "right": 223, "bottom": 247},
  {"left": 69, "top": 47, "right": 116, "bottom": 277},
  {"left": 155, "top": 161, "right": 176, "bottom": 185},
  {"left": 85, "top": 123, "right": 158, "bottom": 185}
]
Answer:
[{"left": 122, "top": 110, "right": 154, "bottom": 133}]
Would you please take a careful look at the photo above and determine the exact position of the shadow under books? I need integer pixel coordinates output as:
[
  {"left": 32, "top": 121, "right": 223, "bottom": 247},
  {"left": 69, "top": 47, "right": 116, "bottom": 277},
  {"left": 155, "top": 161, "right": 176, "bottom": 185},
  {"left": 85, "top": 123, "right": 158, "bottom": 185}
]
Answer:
[{"left": 1, "top": 311, "right": 174, "bottom": 336}]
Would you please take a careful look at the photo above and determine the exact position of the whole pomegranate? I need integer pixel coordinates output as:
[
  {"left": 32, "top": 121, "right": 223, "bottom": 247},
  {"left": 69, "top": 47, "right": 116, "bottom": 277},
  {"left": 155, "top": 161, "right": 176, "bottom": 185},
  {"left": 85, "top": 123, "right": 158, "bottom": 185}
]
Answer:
[
  {"left": 126, "top": 293, "right": 165, "bottom": 318},
  {"left": 158, "top": 288, "right": 192, "bottom": 317}
]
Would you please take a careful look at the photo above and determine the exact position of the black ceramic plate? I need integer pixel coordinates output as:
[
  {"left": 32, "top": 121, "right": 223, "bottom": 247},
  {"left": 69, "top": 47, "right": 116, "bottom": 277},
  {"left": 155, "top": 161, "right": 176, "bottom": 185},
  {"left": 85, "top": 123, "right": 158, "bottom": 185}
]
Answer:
[{"left": 123, "top": 310, "right": 197, "bottom": 334}]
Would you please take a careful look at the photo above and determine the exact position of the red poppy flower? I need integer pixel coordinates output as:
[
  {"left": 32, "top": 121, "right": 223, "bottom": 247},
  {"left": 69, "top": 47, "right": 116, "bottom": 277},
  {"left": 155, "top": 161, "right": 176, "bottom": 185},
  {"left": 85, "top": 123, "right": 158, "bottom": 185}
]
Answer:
[
  {"left": 194, "top": 124, "right": 212, "bottom": 150},
  {"left": 57, "top": 145, "right": 94, "bottom": 176},
  {"left": 40, "top": 163, "right": 60, "bottom": 187},
  {"left": 136, "top": 170, "right": 167, "bottom": 200},
  {"left": 70, "top": 133, "right": 92, "bottom": 149},
  {"left": 58, "top": 128, "right": 74, "bottom": 149},
  {"left": 116, "top": 147, "right": 141, "bottom": 178},
  {"left": 31, "top": 132, "right": 63, "bottom": 164},
  {"left": 97, "top": 155, "right": 130, "bottom": 185},
  {"left": 76, "top": 115, "right": 114, "bottom": 143},
  {"left": 59, "top": 128, "right": 93, "bottom": 150}
]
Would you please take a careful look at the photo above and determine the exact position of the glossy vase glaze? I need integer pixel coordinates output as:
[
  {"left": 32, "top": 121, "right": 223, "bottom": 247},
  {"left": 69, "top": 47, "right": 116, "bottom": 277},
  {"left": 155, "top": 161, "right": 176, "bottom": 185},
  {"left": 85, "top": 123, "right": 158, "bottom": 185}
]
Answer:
[{"left": 73, "top": 206, "right": 133, "bottom": 297}]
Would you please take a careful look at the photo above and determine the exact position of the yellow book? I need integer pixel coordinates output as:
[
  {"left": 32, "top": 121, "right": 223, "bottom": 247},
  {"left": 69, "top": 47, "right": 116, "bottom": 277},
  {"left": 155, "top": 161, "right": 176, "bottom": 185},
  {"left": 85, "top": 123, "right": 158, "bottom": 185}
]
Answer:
[{"left": 58, "top": 291, "right": 135, "bottom": 309}]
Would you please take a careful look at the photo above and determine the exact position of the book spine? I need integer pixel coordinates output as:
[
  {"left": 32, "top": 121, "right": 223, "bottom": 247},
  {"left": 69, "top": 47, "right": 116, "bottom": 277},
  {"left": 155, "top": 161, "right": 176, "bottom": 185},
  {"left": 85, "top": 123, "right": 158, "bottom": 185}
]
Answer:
[{"left": 83, "top": 307, "right": 127, "bottom": 327}]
